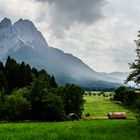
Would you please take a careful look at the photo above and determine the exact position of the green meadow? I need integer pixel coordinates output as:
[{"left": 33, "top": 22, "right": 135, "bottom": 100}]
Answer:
[
  {"left": 83, "top": 94, "right": 136, "bottom": 119},
  {"left": 0, "top": 120, "right": 139, "bottom": 140},
  {"left": 0, "top": 93, "right": 139, "bottom": 140}
]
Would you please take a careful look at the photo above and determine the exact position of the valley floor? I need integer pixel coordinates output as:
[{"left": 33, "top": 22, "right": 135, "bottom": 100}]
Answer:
[{"left": 0, "top": 93, "right": 139, "bottom": 140}]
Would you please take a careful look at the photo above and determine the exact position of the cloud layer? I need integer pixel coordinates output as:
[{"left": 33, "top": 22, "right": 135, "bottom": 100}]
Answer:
[
  {"left": 0, "top": 0, "right": 139, "bottom": 72},
  {"left": 36, "top": 0, "right": 106, "bottom": 24},
  {"left": 34, "top": 0, "right": 106, "bottom": 37}
]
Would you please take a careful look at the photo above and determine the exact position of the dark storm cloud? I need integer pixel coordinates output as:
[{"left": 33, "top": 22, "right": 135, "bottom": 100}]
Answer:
[
  {"left": 34, "top": 0, "right": 106, "bottom": 37},
  {"left": 36, "top": 0, "right": 106, "bottom": 24}
]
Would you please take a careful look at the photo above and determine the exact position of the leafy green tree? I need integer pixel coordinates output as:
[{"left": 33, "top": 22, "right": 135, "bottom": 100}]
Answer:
[
  {"left": 0, "top": 88, "right": 31, "bottom": 121},
  {"left": 125, "top": 32, "right": 140, "bottom": 85},
  {"left": 39, "top": 90, "right": 65, "bottom": 121},
  {"left": 59, "top": 84, "right": 84, "bottom": 117},
  {"left": 29, "top": 77, "right": 64, "bottom": 121},
  {"left": 114, "top": 86, "right": 127, "bottom": 101},
  {"left": 125, "top": 32, "right": 140, "bottom": 123},
  {"left": 6, "top": 92, "right": 32, "bottom": 121}
]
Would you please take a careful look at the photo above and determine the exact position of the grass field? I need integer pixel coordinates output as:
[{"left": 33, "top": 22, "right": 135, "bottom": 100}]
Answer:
[
  {"left": 0, "top": 120, "right": 139, "bottom": 140},
  {"left": 83, "top": 95, "right": 136, "bottom": 119},
  {"left": 0, "top": 94, "right": 139, "bottom": 140}
]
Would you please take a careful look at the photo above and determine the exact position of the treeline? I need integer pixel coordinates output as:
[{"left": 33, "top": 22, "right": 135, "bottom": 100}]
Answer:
[
  {"left": 114, "top": 86, "right": 140, "bottom": 120},
  {"left": 0, "top": 56, "right": 84, "bottom": 121}
]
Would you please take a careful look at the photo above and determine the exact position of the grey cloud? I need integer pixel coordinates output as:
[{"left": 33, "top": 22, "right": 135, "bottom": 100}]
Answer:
[
  {"left": 37, "top": 0, "right": 106, "bottom": 23},
  {"left": 35, "top": 0, "right": 106, "bottom": 37}
]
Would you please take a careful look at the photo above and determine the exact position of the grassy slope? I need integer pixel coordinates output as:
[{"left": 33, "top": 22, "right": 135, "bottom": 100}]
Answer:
[
  {"left": 0, "top": 94, "right": 139, "bottom": 140},
  {"left": 83, "top": 95, "right": 136, "bottom": 119}
]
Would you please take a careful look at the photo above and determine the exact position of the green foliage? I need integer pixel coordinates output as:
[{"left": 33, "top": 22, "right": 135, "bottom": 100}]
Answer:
[
  {"left": 0, "top": 70, "right": 7, "bottom": 91},
  {"left": 114, "top": 86, "right": 140, "bottom": 125},
  {"left": 0, "top": 57, "right": 84, "bottom": 121},
  {"left": 6, "top": 92, "right": 32, "bottom": 121},
  {"left": 125, "top": 33, "right": 140, "bottom": 123},
  {"left": 61, "top": 84, "right": 84, "bottom": 117},
  {"left": 85, "top": 113, "right": 90, "bottom": 117},
  {"left": 125, "top": 60, "right": 140, "bottom": 85},
  {"left": 114, "top": 86, "right": 127, "bottom": 101},
  {"left": 39, "top": 91, "right": 65, "bottom": 121},
  {"left": 114, "top": 86, "right": 140, "bottom": 108},
  {"left": 89, "top": 92, "right": 91, "bottom": 96},
  {"left": 29, "top": 87, "right": 65, "bottom": 121},
  {"left": 125, "top": 36, "right": 140, "bottom": 85}
]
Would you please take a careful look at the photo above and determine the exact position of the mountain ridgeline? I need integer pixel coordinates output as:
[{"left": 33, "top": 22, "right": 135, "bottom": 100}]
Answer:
[{"left": 0, "top": 18, "right": 127, "bottom": 89}]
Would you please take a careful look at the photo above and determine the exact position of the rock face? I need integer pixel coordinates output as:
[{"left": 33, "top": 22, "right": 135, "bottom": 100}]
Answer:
[{"left": 0, "top": 18, "right": 126, "bottom": 89}]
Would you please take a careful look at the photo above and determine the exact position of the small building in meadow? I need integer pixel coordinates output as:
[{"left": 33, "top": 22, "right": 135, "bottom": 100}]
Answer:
[
  {"left": 67, "top": 113, "right": 80, "bottom": 121},
  {"left": 108, "top": 112, "right": 127, "bottom": 119}
]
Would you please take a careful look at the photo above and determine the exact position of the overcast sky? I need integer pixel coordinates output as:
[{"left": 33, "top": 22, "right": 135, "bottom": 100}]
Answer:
[{"left": 0, "top": 0, "right": 139, "bottom": 72}]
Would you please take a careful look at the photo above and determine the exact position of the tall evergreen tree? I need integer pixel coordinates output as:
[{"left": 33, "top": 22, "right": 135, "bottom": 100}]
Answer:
[
  {"left": 125, "top": 32, "right": 140, "bottom": 85},
  {"left": 5, "top": 56, "right": 19, "bottom": 93},
  {"left": 126, "top": 31, "right": 140, "bottom": 124}
]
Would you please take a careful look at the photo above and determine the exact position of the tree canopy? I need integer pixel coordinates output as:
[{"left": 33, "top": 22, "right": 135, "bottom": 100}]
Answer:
[
  {"left": 125, "top": 33, "right": 140, "bottom": 85},
  {"left": 0, "top": 56, "right": 84, "bottom": 121}
]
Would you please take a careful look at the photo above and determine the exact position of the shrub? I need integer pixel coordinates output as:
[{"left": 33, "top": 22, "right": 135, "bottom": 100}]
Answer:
[{"left": 85, "top": 113, "right": 90, "bottom": 117}]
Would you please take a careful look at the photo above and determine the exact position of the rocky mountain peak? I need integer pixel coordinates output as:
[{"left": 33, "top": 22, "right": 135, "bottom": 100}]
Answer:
[
  {"left": 13, "top": 18, "right": 49, "bottom": 50},
  {"left": 0, "top": 18, "right": 12, "bottom": 29}
]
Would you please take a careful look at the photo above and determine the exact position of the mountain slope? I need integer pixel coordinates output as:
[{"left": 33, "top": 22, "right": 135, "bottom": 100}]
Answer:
[{"left": 0, "top": 18, "right": 126, "bottom": 89}]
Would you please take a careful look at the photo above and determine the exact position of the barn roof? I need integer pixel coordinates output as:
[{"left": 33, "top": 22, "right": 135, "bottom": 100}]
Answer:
[
  {"left": 108, "top": 112, "right": 127, "bottom": 119},
  {"left": 67, "top": 113, "right": 80, "bottom": 120}
]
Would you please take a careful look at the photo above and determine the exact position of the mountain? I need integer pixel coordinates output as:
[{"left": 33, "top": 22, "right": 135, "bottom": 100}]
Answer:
[
  {"left": 106, "top": 72, "right": 129, "bottom": 83},
  {"left": 0, "top": 18, "right": 127, "bottom": 89}
]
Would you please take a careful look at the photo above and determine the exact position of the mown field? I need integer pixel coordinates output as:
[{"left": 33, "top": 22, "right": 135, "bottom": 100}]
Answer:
[
  {"left": 83, "top": 94, "right": 136, "bottom": 119},
  {"left": 0, "top": 93, "right": 139, "bottom": 140}
]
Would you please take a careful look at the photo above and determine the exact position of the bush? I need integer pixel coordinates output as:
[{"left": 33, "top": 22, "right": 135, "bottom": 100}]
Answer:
[
  {"left": 89, "top": 92, "right": 91, "bottom": 96},
  {"left": 114, "top": 86, "right": 127, "bottom": 101},
  {"left": 85, "top": 113, "right": 90, "bottom": 117},
  {"left": 84, "top": 93, "right": 87, "bottom": 96},
  {"left": 3, "top": 92, "right": 32, "bottom": 121}
]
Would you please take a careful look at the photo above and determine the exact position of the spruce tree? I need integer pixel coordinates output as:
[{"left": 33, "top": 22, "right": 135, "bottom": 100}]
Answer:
[{"left": 125, "top": 31, "right": 140, "bottom": 85}]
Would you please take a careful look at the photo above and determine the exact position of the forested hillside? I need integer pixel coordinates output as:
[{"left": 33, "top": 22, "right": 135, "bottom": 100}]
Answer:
[{"left": 0, "top": 56, "right": 84, "bottom": 121}]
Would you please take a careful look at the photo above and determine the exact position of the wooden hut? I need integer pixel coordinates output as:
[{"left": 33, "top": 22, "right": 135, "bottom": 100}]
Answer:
[
  {"left": 108, "top": 112, "right": 127, "bottom": 119},
  {"left": 67, "top": 113, "right": 80, "bottom": 121}
]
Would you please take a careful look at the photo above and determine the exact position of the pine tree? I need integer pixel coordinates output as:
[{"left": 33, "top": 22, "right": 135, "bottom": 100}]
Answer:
[{"left": 125, "top": 31, "right": 140, "bottom": 85}]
